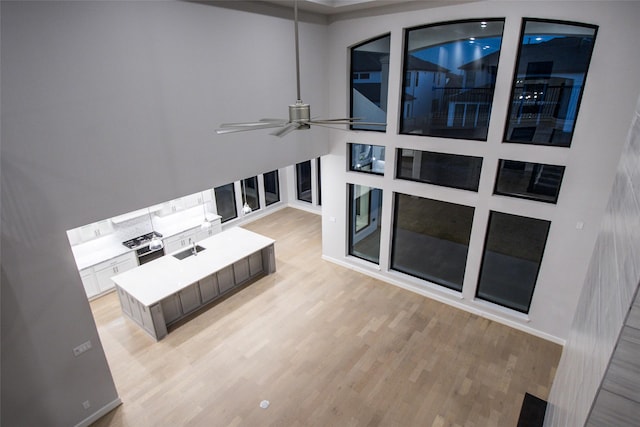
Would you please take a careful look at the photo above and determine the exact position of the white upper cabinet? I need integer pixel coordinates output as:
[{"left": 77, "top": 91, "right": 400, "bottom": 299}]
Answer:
[{"left": 76, "top": 219, "right": 113, "bottom": 243}]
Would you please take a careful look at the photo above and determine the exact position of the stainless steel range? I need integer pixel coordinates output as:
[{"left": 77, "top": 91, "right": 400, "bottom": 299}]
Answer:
[{"left": 122, "top": 231, "right": 164, "bottom": 265}]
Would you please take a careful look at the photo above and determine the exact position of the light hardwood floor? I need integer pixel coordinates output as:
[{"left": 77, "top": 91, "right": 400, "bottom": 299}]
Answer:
[{"left": 90, "top": 207, "right": 561, "bottom": 427}]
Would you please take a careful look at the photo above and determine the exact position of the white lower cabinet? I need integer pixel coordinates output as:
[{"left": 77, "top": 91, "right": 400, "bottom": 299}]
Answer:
[
  {"left": 179, "top": 283, "right": 202, "bottom": 314},
  {"left": 80, "top": 269, "right": 99, "bottom": 298},
  {"left": 81, "top": 251, "right": 138, "bottom": 299}
]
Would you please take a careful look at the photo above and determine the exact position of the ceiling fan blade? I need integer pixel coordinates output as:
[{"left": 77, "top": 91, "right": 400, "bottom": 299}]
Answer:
[
  {"left": 218, "top": 121, "right": 281, "bottom": 128},
  {"left": 270, "top": 122, "right": 300, "bottom": 137},
  {"left": 216, "top": 123, "right": 285, "bottom": 134},
  {"left": 310, "top": 119, "right": 386, "bottom": 126},
  {"left": 311, "top": 117, "right": 363, "bottom": 122},
  {"left": 260, "top": 118, "right": 288, "bottom": 124}
]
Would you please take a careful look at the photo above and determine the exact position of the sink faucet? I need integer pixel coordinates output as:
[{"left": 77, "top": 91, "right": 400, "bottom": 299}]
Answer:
[{"left": 190, "top": 239, "right": 197, "bottom": 256}]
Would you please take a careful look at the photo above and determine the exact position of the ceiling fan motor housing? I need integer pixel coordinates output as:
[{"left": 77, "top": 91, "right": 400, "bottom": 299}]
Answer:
[{"left": 289, "top": 101, "right": 311, "bottom": 129}]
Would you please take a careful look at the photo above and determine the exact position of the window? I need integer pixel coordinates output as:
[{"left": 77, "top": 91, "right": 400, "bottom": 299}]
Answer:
[
  {"left": 391, "top": 193, "right": 474, "bottom": 291},
  {"left": 263, "top": 170, "right": 280, "bottom": 206},
  {"left": 476, "top": 211, "right": 551, "bottom": 313},
  {"left": 296, "top": 160, "right": 312, "bottom": 203},
  {"left": 348, "top": 185, "right": 383, "bottom": 264},
  {"left": 349, "top": 143, "right": 385, "bottom": 175},
  {"left": 396, "top": 149, "right": 482, "bottom": 191},
  {"left": 400, "top": 19, "right": 505, "bottom": 140},
  {"left": 316, "top": 157, "right": 322, "bottom": 206},
  {"left": 494, "top": 160, "right": 565, "bottom": 203},
  {"left": 504, "top": 19, "right": 597, "bottom": 146},
  {"left": 214, "top": 183, "right": 237, "bottom": 223},
  {"left": 241, "top": 177, "right": 260, "bottom": 212},
  {"left": 350, "top": 34, "right": 390, "bottom": 131}
]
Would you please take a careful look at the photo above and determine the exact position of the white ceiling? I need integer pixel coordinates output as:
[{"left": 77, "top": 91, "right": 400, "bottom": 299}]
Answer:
[{"left": 208, "top": 0, "right": 483, "bottom": 22}]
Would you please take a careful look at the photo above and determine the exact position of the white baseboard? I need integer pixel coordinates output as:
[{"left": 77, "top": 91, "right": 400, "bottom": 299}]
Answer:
[{"left": 74, "top": 398, "right": 122, "bottom": 427}]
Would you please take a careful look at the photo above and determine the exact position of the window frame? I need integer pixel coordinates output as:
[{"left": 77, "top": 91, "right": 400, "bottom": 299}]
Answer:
[
  {"left": 395, "top": 148, "right": 483, "bottom": 192},
  {"left": 502, "top": 18, "right": 598, "bottom": 147},
  {"left": 349, "top": 33, "right": 390, "bottom": 133},
  {"left": 493, "top": 159, "right": 565, "bottom": 204},
  {"left": 390, "top": 192, "right": 474, "bottom": 292},
  {"left": 475, "top": 210, "right": 551, "bottom": 313},
  {"left": 296, "top": 160, "right": 312, "bottom": 203},
  {"left": 213, "top": 183, "right": 238, "bottom": 224},
  {"left": 399, "top": 18, "right": 506, "bottom": 141},
  {"left": 349, "top": 143, "right": 385, "bottom": 176},
  {"left": 263, "top": 170, "right": 280, "bottom": 207}
]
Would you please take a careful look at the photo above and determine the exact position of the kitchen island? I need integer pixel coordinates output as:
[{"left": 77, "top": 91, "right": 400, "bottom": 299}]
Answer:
[{"left": 112, "top": 227, "right": 275, "bottom": 340}]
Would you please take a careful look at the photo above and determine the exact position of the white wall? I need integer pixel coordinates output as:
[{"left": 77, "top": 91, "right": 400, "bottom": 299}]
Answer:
[
  {"left": 321, "top": 1, "right": 640, "bottom": 342},
  {"left": 545, "top": 89, "right": 640, "bottom": 427},
  {"left": 1, "top": 2, "right": 328, "bottom": 425}
]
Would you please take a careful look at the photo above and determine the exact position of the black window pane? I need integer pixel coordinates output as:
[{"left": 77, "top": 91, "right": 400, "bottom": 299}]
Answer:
[
  {"left": 349, "top": 184, "right": 383, "bottom": 264},
  {"left": 264, "top": 170, "right": 280, "bottom": 206},
  {"left": 391, "top": 193, "right": 474, "bottom": 291},
  {"left": 349, "top": 143, "right": 385, "bottom": 175},
  {"left": 296, "top": 160, "right": 312, "bottom": 203},
  {"left": 241, "top": 177, "right": 260, "bottom": 211},
  {"left": 317, "top": 157, "right": 322, "bottom": 206},
  {"left": 476, "top": 212, "right": 551, "bottom": 313},
  {"left": 396, "top": 149, "right": 482, "bottom": 191},
  {"left": 494, "top": 160, "right": 565, "bottom": 203},
  {"left": 214, "top": 183, "right": 237, "bottom": 223},
  {"left": 504, "top": 19, "right": 597, "bottom": 146},
  {"left": 400, "top": 19, "right": 505, "bottom": 140},
  {"left": 350, "top": 34, "right": 390, "bottom": 132}
]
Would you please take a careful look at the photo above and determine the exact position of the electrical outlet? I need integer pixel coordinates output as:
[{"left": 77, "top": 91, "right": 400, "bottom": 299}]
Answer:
[
  {"left": 82, "top": 400, "right": 91, "bottom": 409},
  {"left": 73, "top": 340, "right": 92, "bottom": 357}
]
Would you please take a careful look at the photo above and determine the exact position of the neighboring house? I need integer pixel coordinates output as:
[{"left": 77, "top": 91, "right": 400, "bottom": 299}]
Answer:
[
  {"left": 351, "top": 50, "right": 388, "bottom": 129},
  {"left": 402, "top": 55, "right": 450, "bottom": 131}
]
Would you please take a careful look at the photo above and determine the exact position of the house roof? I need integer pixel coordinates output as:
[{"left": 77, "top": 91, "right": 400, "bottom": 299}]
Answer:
[
  {"left": 352, "top": 51, "right": 387, "bottom": 72},
  {"left": 406, "top": 55, "right": 450, "bottom": 73}
]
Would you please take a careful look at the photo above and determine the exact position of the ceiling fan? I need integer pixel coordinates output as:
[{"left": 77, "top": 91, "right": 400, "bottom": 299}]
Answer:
[{"left": 216, "top": 0, "right": 386, "bottom": 137}]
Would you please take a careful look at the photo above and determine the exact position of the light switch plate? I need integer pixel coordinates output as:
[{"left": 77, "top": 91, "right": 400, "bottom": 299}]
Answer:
[{"left": 73, "top": 340, "right": 92, "bottom": 357}]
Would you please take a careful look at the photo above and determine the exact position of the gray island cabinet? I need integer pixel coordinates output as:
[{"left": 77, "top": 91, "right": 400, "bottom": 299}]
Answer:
[{"left": 112, "top": 227, "right": 275, "bottom": 340}]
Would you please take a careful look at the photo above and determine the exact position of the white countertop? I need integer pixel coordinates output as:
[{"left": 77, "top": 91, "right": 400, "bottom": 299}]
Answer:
[
  {"left": 72, "top": 235, "right": 132, "bottom": 271},
  {"left": 71, "top": 212, "right": 222, "bottom": 271},
  {"left": 112, "top": 227, "right": 275, "bottom": 306}
]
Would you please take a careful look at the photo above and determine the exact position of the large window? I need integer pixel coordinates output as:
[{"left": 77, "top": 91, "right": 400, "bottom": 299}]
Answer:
[
  {"left": 349, "top": 185, "right": 383, "bottom": 264},
  {"left": 400, "top": 19, "right": 505, "bottom": 140},
  {"left": 263, "top": 170, "right": 280, "bottom": 206},
  {"left": 349, "top": 143, "right": 385, "bottom": 175},
  {"left": 494, "top": 160, "right": 565, "bottom": 203},
  {"left": 296, "top": 160, "right": 312, "bottom": 203},
  {"left": 476, "top": 211, "right": 551, "bottom": 313},
  {"left": 214, "top": 183, "right": 237, "bottom": 223},
  {"left": 241, "top": 177, "right": 260, "bottom": 212},
  {"left": 396, "top": 149, "right": 482, "bottom": 191},
  {"left": 391, "top": 193, "right": 474, "bottom": 291},
  {"left": 504, "top": 19, "right": 597, "bottom": 146},
  {"left": 316, "top": 157, "right": 322, "bottom": 206},
  {"left": 350, "top": 34, "right": 390, "bottom": 131}
]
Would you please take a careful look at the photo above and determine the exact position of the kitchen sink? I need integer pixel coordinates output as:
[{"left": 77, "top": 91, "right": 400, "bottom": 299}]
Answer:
[{"left": 173, "top": 245, "right": 206, "bottom": 260}]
